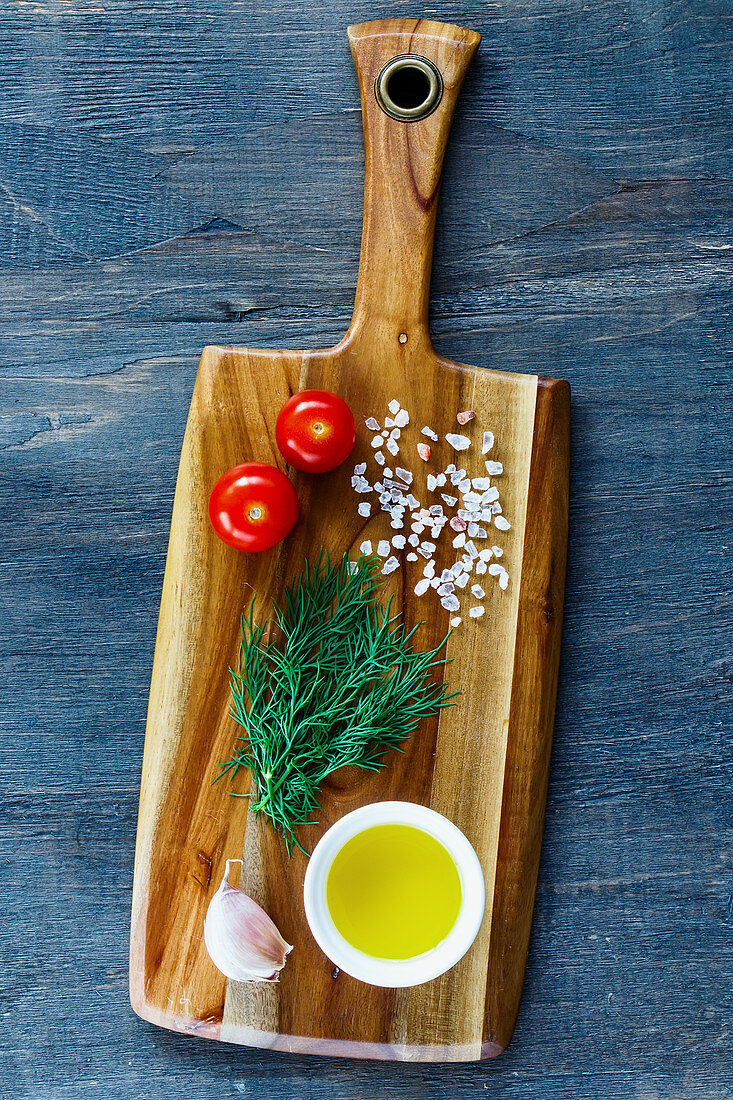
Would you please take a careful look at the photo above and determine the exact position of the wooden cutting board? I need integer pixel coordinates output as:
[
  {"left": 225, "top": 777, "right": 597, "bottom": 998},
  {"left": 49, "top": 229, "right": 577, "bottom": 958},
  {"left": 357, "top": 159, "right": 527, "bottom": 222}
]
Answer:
[{"left": 129, "top": 18, "right": 569, "bottom": 1061}]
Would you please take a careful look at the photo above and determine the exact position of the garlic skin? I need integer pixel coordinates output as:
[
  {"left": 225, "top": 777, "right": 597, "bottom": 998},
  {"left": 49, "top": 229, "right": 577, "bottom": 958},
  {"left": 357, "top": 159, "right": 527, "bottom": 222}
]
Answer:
[{"left": 204, "top": 859, "right": 292, "bottom": 982}]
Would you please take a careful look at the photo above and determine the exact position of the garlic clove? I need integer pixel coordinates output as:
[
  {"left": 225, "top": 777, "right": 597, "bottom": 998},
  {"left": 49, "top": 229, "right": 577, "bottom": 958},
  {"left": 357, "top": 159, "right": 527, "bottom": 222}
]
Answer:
[{"left": 204, "top": 859, "right": 292, "bottom": 983}]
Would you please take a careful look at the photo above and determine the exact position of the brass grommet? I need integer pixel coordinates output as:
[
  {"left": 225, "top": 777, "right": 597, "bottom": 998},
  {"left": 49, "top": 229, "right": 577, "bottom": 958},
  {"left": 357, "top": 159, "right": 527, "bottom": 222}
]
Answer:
[{"left": 374, "top": 55, "right": 443, "bottom": 122}]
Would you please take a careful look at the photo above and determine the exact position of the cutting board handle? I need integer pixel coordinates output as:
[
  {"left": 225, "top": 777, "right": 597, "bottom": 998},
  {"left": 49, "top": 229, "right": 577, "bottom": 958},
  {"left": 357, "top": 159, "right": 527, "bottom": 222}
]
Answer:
[{"left": 347, "top": 19, "right": 481, "bottom": 349}]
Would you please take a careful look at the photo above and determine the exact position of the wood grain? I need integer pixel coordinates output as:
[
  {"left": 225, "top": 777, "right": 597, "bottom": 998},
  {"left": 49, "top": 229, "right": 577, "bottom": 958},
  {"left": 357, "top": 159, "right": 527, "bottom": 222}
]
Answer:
[
  {"left": 3, "top": 0, "right": 731, "bottom": 1096},
  {"left": 129, "top": 18, "right": 570, "bottom": 1060}
]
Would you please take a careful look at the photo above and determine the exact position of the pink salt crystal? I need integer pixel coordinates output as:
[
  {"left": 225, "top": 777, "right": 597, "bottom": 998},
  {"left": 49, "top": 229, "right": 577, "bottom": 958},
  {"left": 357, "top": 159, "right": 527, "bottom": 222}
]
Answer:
[
  {"left": 456, "top": 410, "right": 475, "bottom": 425},
  {"left": 450, "top": 516, "right": 467, "bottom": 532},
  {"left": 417, "top": 442, "right": 431, "bottom": 462}
]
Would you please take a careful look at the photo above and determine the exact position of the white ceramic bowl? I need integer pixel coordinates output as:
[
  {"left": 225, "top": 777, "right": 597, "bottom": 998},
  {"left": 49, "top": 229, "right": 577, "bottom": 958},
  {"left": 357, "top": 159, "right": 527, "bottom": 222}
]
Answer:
[{"left": 303, "top": 801, "right": 486, "bottom": 988}]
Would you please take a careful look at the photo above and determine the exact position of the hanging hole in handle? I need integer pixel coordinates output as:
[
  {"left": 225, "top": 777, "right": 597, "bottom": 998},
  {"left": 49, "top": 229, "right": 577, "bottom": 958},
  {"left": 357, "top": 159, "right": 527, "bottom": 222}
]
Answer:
[{"left": 375, "top": 55, "right": 443, "bottom": 122}]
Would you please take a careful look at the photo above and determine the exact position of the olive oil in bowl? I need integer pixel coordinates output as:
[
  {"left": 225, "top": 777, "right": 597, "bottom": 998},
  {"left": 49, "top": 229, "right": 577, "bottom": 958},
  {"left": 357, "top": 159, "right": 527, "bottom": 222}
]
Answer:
[{"left": 326, "top": 823, "right": 462, "bottom": 959}]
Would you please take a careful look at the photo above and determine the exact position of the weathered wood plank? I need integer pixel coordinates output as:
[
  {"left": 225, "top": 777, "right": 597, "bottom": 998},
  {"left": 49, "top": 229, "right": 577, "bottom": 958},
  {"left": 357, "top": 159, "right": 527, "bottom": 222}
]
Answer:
[{"left": 0, "top": 0, "right": 731, "bottom": 1094}]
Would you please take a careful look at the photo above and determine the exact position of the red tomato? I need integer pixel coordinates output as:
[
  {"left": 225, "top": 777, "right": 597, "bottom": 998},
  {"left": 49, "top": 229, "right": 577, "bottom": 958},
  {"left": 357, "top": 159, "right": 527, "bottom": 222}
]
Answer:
[
  {"left": 208, "top": 463, "right": 298, "bottom": 552},
  {"left": 275, "top": 389, "right": 355, "bottom": 473}
]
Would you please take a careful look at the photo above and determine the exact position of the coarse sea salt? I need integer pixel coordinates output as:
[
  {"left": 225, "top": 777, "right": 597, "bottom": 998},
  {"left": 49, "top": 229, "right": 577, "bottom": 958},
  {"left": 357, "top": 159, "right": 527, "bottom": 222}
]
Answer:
[
  {"left": 374, "top": 451, "right": 385, "bottom": 465},
  {"left": 414, "top": 578, "right": 431, "bottom": 597},
  {"left": 457, "top": 410, "right": 475, "bottom": 425},
  {"left": 406, "top": 552, "right": 418, "bottom": 561},
  {"left": 386, "top": 437, "right": 399, "bottom": 456},
  {"left": 453, "top": 532, "right": 466, "bottom": 548},
  {"left": 455, "top": 573, "right": 469, "bottom": 588},
  {"left": 441, "top": 594, "right": 460, "bottom": 612},
  {"left": 417, "top": 443, "right": 431, "bottom": 462},
  {"left": 421, "top": 426, "right": 438, "bottom": 441},
  {"left": 485, "top": 460, "right": 503, "bottom": 475},
  {"left": 394, "top": 409, "right": 409, "bottom": 428},
  {"left": 499, "top": 572, "right": 509, "bottom": 590},
  {"left": 450, "top": 616, "right": 462, "bottom": 627},
  {"left": 395, "top": 467, "right": 412, "bottom": 484},
  {"left": 392, "top": 534, "right": 406, "bottom": 549},
  {"left": 471, "top": 584, "right": 485, "bottom": 599},
  {"left": 371, "top": 436, "right": 382, "bottom": 448},
  {"left": 494, "top": 515, "right": 511, "bottom": 531},
  {"left": 446, "top": 433, "right": 471, "bottom": 451},
  {"left": 358, "top": 502, "right": 371, "bottom": 517},
  {"left": 482, "top": 431, "right": 494, "bottom": 454},
  {"left": 365, "top": 417, "right": 380, "bottom": 431},
  {"left": 388, "top": 399, "right": 400, "bottom": 415},
  {"left": 469, "top": 606, "right": 485, "bottom": 619},
  {"left": 377, "top": 540, "right": 390, "bottom": 557},
  {"left": 359, "top": 540, "right": 372, "bottom": 555},
  {"left": 491, "top": 545, "right": 503, "bottom": 557},
  {"left": 382, "top": 556, "right": 400, "bottom": 575}
]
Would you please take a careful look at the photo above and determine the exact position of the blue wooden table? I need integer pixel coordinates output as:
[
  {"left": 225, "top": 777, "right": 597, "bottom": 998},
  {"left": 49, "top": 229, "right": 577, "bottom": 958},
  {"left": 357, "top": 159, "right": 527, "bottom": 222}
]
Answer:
[{"left": 1, "top": 2, "right": 731, "bottom": 1096}]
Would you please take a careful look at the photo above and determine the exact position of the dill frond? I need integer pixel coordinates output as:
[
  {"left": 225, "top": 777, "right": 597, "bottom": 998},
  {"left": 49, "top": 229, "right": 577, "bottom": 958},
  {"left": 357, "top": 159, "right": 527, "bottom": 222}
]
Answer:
[{"left": 218, "top": 551, "right": 458, "bottom": 854}]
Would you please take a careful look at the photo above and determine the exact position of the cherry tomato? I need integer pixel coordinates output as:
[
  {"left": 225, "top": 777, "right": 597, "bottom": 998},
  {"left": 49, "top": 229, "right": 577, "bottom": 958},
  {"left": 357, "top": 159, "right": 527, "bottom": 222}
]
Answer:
[
  {"left": 275, "top": 389, "right": 355, "bottom": 473},
  {"left": 208, "top": 462, "right": 298, "bottom": 552}
]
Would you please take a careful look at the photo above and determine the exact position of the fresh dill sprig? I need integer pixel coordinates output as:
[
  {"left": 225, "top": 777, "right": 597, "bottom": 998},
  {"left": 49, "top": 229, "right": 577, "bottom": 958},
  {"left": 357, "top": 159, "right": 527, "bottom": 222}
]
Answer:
[{"left": 217, "top": 550, "right": 458, "bottom": 855}]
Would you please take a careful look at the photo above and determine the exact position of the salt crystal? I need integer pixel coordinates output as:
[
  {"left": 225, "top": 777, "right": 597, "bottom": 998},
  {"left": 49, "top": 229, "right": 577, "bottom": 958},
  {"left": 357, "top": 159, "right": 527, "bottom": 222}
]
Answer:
[
  {"left": 381, "top": 429, "right": 389, "bottom": 438},
  {"left": 441, "top": 594, "right": 460, "bottom": 612},
  {"left": 392, "top": 534, "right": 406, "bottom": 549},
  {"left": 382, "top": 556, "right": 400, "bottom": 575},
  {"left": 414, "top": 578, "right": 431, "bottom": 596},
  {"left": 485, "top": 460, "right": 503, "bottom": 475},
  {"left": 480, "top": 548, "right": 494, "bottom": 561},
  {"left": 430, "top": 577, "right": 441, "bottom": 589},
  {"left": 386, "top": 437, "right": 399, "bottom": 456},
  {"left": 488, "top": 563, "right": 502, "bottom": 576},
  {"left": 475, "top": 528, "right": 488, "bottom": 539},
  {"left": 494, "top": 515, "right": 511, "bottom": 531},
  {"left": 469, "top": 606, "right": 485, "bottom": 619},
  {"left": 423, "top": 560, "right": 436, "bottom": 578},
  {"left": 359, "top": 540, "right": 372, "bottom": 555},
  {"left": 377, "top": 540, "right": 391, "bottom": 557},
  {"left": 471, "top": 584, "right": 485, "bottom": 599},
  {"left": 457, "top": 410, "right": 475, "bottom": 425},
  {"left": 482, "top": 431, "right": 494, "bottom": 454},
  {"left": 453, "top": 532, "right": 466, "bottom": 548},
  {"left": 490, "top": 502, "right": 502, "bottom": 514},
  {"left": 450, "top": 470, "right": 464, "bottom": 485},
  {"left": 358, "top": 502, "right": 371, "bottom": 517},
  {"left": 472, "top": 476, "right": 491, "bottom": 491},
  {"left": 450, "top": 516, "right": 467, "bottom": 532},
  {"left": 421, "top": 426, "right": 438, "bottom": 441},
  {"left": 492, "top": 545, "right": 503, "bottom": 557},
  {"left": 365, "top": 417, "right": 380, "bottom": 431},
  {"left": 435, "top": 473, "right": 447, "bottom": 487},
  {"left": 408, "top": 533, "right": 419, "bottom": 547},
  {"left": 417, "top": 545, "right": 433, "bottom": 559},
  {"left": 384, "top": 416, "right": 395, "bottom": 428},
  {"left": 445, "top": 463, "right": 456, "bottom": 474},
  {"left": 426, "top": 473, "right": 437, "bottom": 491},
  {"left": 481, "top": 487, "right": 499, "bottom": 503},
  {"left": 455, "top": 573, "right": 469, "bottom": 588},
  {"left": 411, "top": 521, "right": 424, "bottom": 534},
  {"left": 406, "top": 494, "right": 419, "bottom": 510},
  {"left": 458, "top": 479, "right": 472, "bottom": 493},
  {"left": 388, "top": 399, "right": 400, "bottom": 415},
  {"left": 450, "top": 616, "right": 462, "bottom": 627},
  {"left": 354, "top": 462, "right": 367, "bottom": 476},
  {"left": 499, "top": 572, "right": 509, "bottom": 590},
  {"left": 446, "top": 433, "right": 471, "bottom": 451},
  {"left": 406, "top": 552, "right": 418, "bottom": 561},
  {"left": 375, "top": 451, "right": 385, "bottom": 465},
  {"left": 390, "top": 519, "right": 403, "bottom": 530},
  {"left": 450, "top": 562, "right": 465, "bottom": 577},
  {"left": 384, "top": 467, "right": 393, "bottom": 478},
  {"left": 428, "top": 505, "right": 443, "bottom": 516},
  {"left": 355, "top": 482, "right": 372, "bottom": 494},
  {"left": 466, "top": 541, "right": 479, "bottom": 559},
  {"left": 371, "top": 435, "right": 382, "bottom": 448},
  {"left": 421, "top": 541, "right": 436, "bottom": 553},
  {"left": 437, "top": 582, "right": 455, "bottom": 596},
  {"left": 379, "top": 492, "right": 391, "bottom": 505},
  {"left": 395, "top": 467, "right": 412, "bottom": 484},
  {"left": 441, "top": 494, "right": 457, "bottom": 507},
  {"left": 394, "top": 409, "right": 409, "bottom": 428},
  {"left": 418, "top": 443, "right": 431, "bottom": 462},
  {"left": 475, "top": 561, "right": 487, "bottom": 575},
  {"left": 346, "top": 561, "right": 358, "bottom": 575},
  {"left": 467, "top": 523, "right": 479, "bottom": 538}
]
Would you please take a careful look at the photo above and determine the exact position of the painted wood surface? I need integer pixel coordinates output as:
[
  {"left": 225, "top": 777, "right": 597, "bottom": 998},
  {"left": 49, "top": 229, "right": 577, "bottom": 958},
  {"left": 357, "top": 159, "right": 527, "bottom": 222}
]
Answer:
[
  {"left": 0, "top": 0, "right": 731, "bottom": 1096},
  {"left": 130, "top": 19, "right": 569, "bottom": 1059}
]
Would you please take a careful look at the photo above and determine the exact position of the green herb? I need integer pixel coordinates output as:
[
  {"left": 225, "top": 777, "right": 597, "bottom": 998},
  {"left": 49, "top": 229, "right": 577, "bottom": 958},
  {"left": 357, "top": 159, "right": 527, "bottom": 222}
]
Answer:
[{"left": 218, "top": 551, "right": 458, "bottom": 854}]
